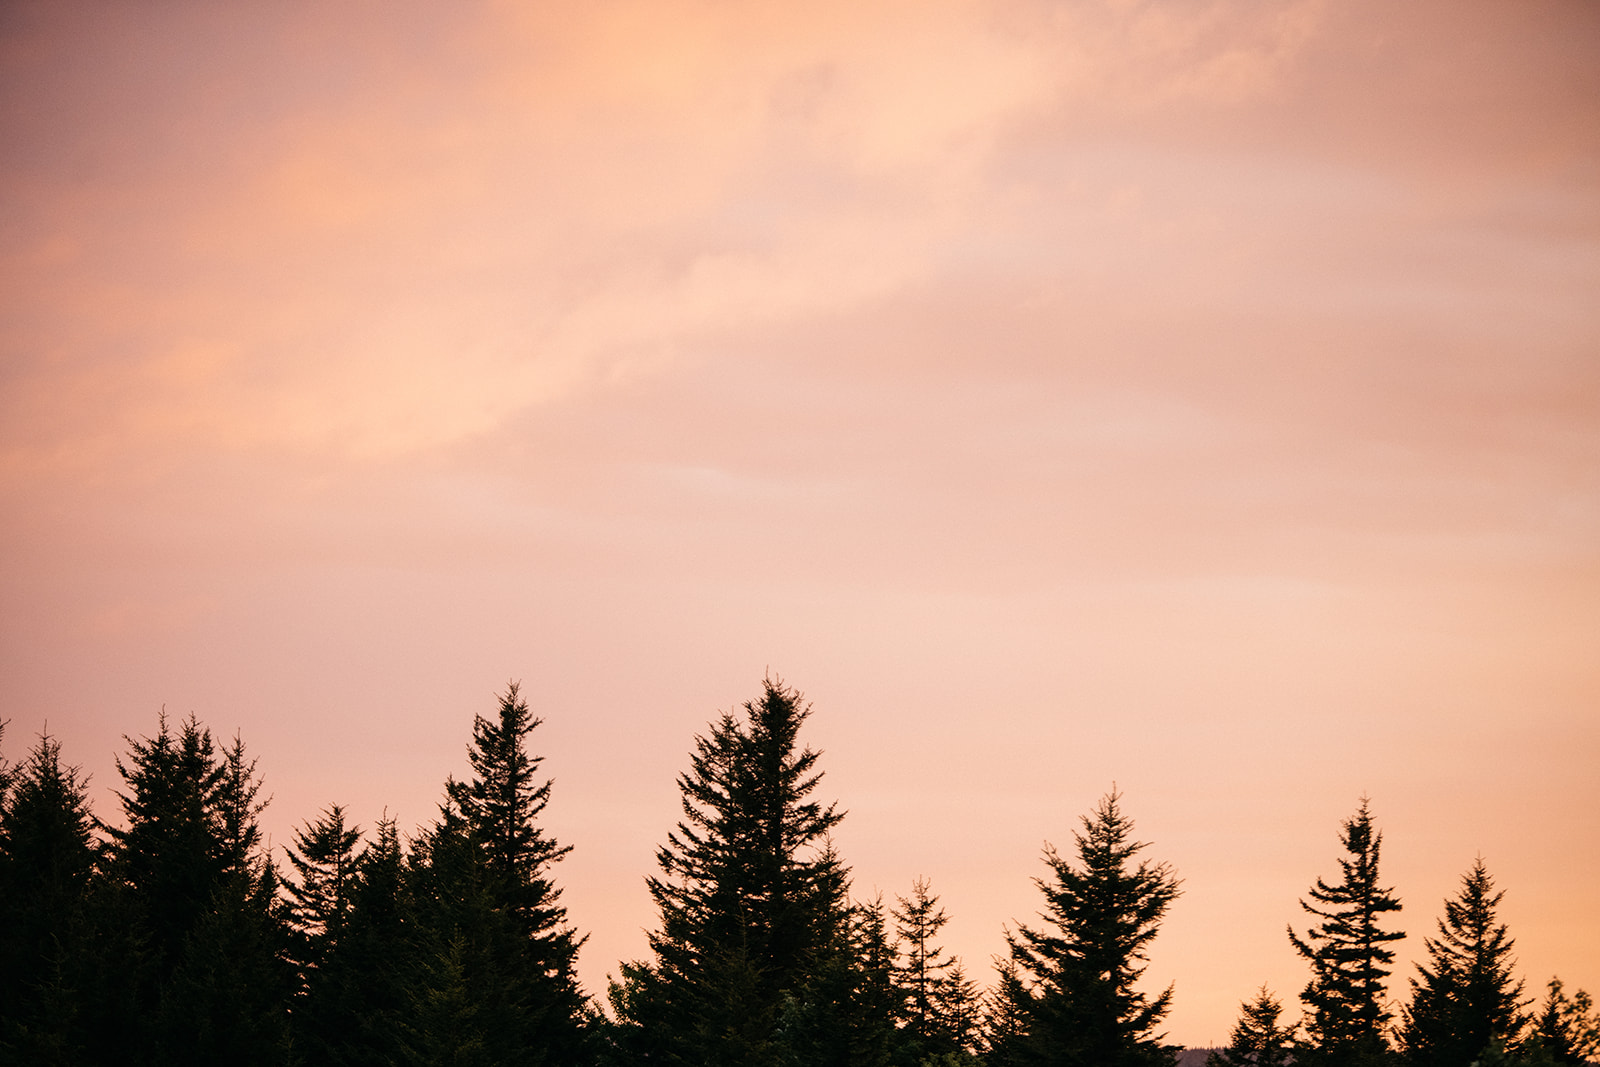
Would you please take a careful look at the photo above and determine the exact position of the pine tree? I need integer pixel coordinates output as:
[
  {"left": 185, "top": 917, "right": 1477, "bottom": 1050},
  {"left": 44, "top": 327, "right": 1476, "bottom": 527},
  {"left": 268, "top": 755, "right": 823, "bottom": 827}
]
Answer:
[
  {"left": 1288, "top": 797, "right": 1405, "bottom": 1067},
  {"left": 937, "top": 960, "right": 985, "bottom": 1062},
  {"left": 285, "top": 804, "right": 364, "bottom": 1060},
  {"left": 608, "top": 676, "right": 854, "bottom": 1067},
  {"left": 1002, "top": 787, "right": 1182, "bottom": 1067},
  {"left": 445, "top": 681, "right": 575, "bottom": 944},
  {"left": 895, "top": 878, "right": 953, "bottom": 1045},
  {"left": 287, "top": 804, "right": 363, "bottom": 961},
  {"left": 328, "top": 813, "right": 411, "bottom": 1067},
  {"left": 402, "top": 682, "right": 589, "bottom": 1065},
  {"left": 102, "top": 712, "right": 293, "bottom": 1065},
  {"left": 1400, "top": 858, "right": 1526, "bottom": 1067},
  {"left": 1207, "top": 987, "right": 1297, "bottom": 1067},
  {"left": 0, "top": 733, "right": 100, "bottom": 1063},
  {"left": 983, "top": 955, "right": 1032, "bottom": 1066},
  {"left": 893, "top": 877, "right": 980, "bottom": 1062},
  {"left": 1526, "top": 979, "right": 1600, "bottom": 1065}
]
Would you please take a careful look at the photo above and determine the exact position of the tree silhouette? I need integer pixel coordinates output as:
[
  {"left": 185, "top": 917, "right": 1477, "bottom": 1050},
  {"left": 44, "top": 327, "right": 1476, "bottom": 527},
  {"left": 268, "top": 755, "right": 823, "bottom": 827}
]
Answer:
[
  {"left": 607, "top": 676, "right": 854, "bottom": 1067},
  {"left": 100, "top": 713, "right": 294, "bottom": 1065},
  {"left": 1207, "top": 986, "right": 1297, "bottom": 1067},
  {"left": 285, "top": 804, "right": 364, "bottom": 1061},
  {"left": 0, "top": 733, "right": 100, "bottom": 1062},
  {"left": 1399, "top": 858, "right": 1526, "bottom": 1066},
  {"left": 1527, "top": 979, "right": 1600, "bottom": 1065},
  {"left": 893, "top": 876, "right": 981, "bottom": 1061},
  {"left": 1288, "top": 797, "right": 1405, "bottom": 1067},
  {"left": 1001, "top": 787, "right": 1182, "bottom": 1066},
  {"left": 402, "top": 682, "right": 589, "bottom": 1065}
]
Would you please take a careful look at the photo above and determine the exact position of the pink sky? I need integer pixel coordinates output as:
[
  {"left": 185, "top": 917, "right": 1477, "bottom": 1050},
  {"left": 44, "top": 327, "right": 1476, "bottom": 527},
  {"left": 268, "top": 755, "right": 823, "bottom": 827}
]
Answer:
[{"left": 3, "top": 0, "right": 1598, "bottom": 1045}]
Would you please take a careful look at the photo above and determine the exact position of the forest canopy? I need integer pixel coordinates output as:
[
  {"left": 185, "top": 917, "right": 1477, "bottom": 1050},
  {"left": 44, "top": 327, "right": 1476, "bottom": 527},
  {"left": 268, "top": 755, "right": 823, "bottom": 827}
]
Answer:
[{"left": 0, "top": 681, "right": 1594, "bottom": 1067}]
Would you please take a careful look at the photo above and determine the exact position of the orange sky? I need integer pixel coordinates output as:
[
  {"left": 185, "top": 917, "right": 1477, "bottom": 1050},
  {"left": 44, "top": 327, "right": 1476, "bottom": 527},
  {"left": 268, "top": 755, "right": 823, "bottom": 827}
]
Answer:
[{"left": 2, "top": 0, "right": 1598, "bottom": 1045}]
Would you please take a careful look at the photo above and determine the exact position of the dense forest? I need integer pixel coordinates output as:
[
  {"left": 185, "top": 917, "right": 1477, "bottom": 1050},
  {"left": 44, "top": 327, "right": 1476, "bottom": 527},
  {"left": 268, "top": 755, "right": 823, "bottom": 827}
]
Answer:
[{"left": 1, "top": 678, "right": 1594, "bottom": 1066}]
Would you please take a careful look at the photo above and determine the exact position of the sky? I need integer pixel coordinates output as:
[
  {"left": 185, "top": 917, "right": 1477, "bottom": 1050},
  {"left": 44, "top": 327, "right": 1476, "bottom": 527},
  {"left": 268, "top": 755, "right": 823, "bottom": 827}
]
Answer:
[{"left": 2, "top": 0, "right": 1598, "bottom": 1046}]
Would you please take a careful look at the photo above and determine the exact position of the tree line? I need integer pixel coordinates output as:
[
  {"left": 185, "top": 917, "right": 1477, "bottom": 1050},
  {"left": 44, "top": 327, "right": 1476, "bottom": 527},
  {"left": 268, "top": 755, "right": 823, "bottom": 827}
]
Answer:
[{"left": 0, "top": 677, "right": 1594, "bottom": 1066}]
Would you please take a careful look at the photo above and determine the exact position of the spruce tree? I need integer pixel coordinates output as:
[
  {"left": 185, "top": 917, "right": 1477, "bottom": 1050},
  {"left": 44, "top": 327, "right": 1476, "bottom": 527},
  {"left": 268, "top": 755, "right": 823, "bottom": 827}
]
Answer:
[
  {"left": 285, "top": 804, "right": 364, "bottom": 1060},
  {"left": 893, "top": 877, "right": 980, "bottom": 1062},
  {"left": 982, "top": 956, "right": 1031, "bottom": 1067},
  {"left": 1288, "top": 797, "right": 1405, "bottom": 1067},
  {"left": 102, "top": 712, "right": 293, "bottom": 1066},
  {"left": 1206, "top": 987, "right": 1297, "bottom": 1067},
  {"left": 1399, "top": 858, "right": 1526, "bottom": 1067},
  {"left": 329, "top": 813, "right": 411, "bottom": 1067},
  {"left": 608, "top": 676, "right": 854, "bottom": 1067},
  {"left": 1527, "top": 979, "right": 1600, "bottom": 1065},
  {"left": 286, "top": 804, "right": 363, "bottom": 962},
  {"left": 1002, "top": 787, "right": 1182, "bottom": 1067},
  {"left": 402, "top": 682, "right": 588, "bottom": 1065},
  {"left": 937, "top": 960, "right": 985, "bottom": 1062},
  {"left": 850, "top": 895, "right": 907, "bottom": 1066},
  {"left": 0, "top": 733, "right": 100, "bottom": 1063}
]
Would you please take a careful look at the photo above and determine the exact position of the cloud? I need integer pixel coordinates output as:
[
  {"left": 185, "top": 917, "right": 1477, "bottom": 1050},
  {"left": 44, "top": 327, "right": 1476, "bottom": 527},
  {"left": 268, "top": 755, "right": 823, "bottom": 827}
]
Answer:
[{"left": 0, "top": 0, "right": 1348, "bottom": 475}]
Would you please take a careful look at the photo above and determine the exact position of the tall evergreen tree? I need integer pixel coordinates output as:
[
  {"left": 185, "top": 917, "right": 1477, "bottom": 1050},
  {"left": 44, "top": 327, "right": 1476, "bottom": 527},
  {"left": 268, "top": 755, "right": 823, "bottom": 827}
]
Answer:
[
  {"left": 285, "top": 804, "right": 364, "bottom": 1060},
  {"left": 102, "top": 712, "right": 293, "bottom": 1066},
  {"left": 326, "top": 813, "right": 412, "bottom": 1067},
  {"left": 1399, "top": 858, "right": 1526, "bottom": 1067},
  {"left": 1206, "top": 987, "right": 1298, "bottom": 1067},
  {"left": 0, "top": 733, "right": 100, "bottom": 1064},
  {"left": 983, "top": 955, "right": 1032, "bottom": 1067},
  {"left": 286, "top": 804, "right": 363, "bottom": 960},
  {"left": 608, "top": 677, "right": 854, "bottom": 1067},
  {"left": 850, "top": 895, "right": 908, "bottom": 1066},
  {"left": 402, "top": 682, "right": 588, "bottom": 1065},
  {"left": 1001, "top": 787, "right": 1182, "bottom": 1067},
  {"left": 893, "top": 877, "right": 980, "bottom": 1062},
  {"left": 896, "top": 878, "right": 953, "bottom": 1045},
  {"left": 1527, "top": 979, "right": 1599, "bottom": 1065},
  {"left": 937, "top": 960, "right": 985, "bottom": 1063},
  {"left": 1288, "top": 797, "right": 1405, "bottom": 1067}
]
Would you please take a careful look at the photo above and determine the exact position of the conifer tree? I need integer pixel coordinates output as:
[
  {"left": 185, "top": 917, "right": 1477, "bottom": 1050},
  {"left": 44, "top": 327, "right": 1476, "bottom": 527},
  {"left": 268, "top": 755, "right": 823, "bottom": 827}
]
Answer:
[
  {"left": 327, "top": 813, "right": 411, "bottom": 1067},
  {"left": 102, "top": 712, "right": 293, "bottom": 1065},
  {"left": 1288, "top": 797, "right": 1405, "bottom": 1067},
  {"left": 1527, "top": 979, "right": 1600, "bottom": 1065},
  {"left": 608, "top": 677, "right": 854, "bottom": 1067},
  {"left": 893, "top": 877, "right": 980, "bottom": 1062},
  {"left": 287, "top": 804, "right": 363, "bottom": 959},
  {"left": 938, "top": 960, "right": 985, "bottom": 1062},
  {"left": 1207, "top": 987, "right": 1297, "bottom": 1067},
  {"left": 285, "top": 804, "right": 364, "bottom": 1060},
  {"left": 1399, "top": 858, "right": 1526, "bottom": 1067},
  {"left": 402, "top": 683, "right": 588, "bottom": 1065},
  {"left": 982, "top": 955, "right": 1032, "bottom": 1067},
  {"left": 0, "top": 733, "right": 100, "bottom": 1062},
  {"left": 1002, "top": 787, "right": 1182, "bottom": 1067}
]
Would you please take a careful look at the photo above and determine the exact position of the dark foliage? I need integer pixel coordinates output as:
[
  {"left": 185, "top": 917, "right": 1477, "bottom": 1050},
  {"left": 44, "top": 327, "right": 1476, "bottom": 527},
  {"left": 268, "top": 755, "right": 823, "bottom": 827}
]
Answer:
[
  {"left": 400, "top": 681, "right": 590, "bottom": 1065},
  {"left": 607, "top": 676, "right": 859, "bottom": 1067},
  {"left": 0, "top": 733, "right": 100, "bottom": 1064},
  {"left": 101, "top": 714, "right": 295, "bottom": 1066},
  {"left": 1526, "top": 979, "right": 1600, "bottom": 1065},
  {"left": 1400, "top": 858, "right": 1526, "bottom": 1067},
  {"left": 1207, "top": 987, "right": 1297, "bottom": 1067},
  {"left": 894, "top": 876, "right": 983, "bottom": 1062},
  {"left": 1288, "top": 797, "right": 1405, "bottom": 1067},
  {"left": 998, "top": 788, "right": 1182, "bottom": 1067}
]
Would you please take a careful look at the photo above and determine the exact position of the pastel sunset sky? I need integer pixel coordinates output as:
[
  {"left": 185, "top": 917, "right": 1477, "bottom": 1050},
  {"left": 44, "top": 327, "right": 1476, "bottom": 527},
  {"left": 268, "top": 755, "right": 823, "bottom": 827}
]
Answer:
[{"left": 2, "top": 0, "right": 1597, "bottom": 1045}]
